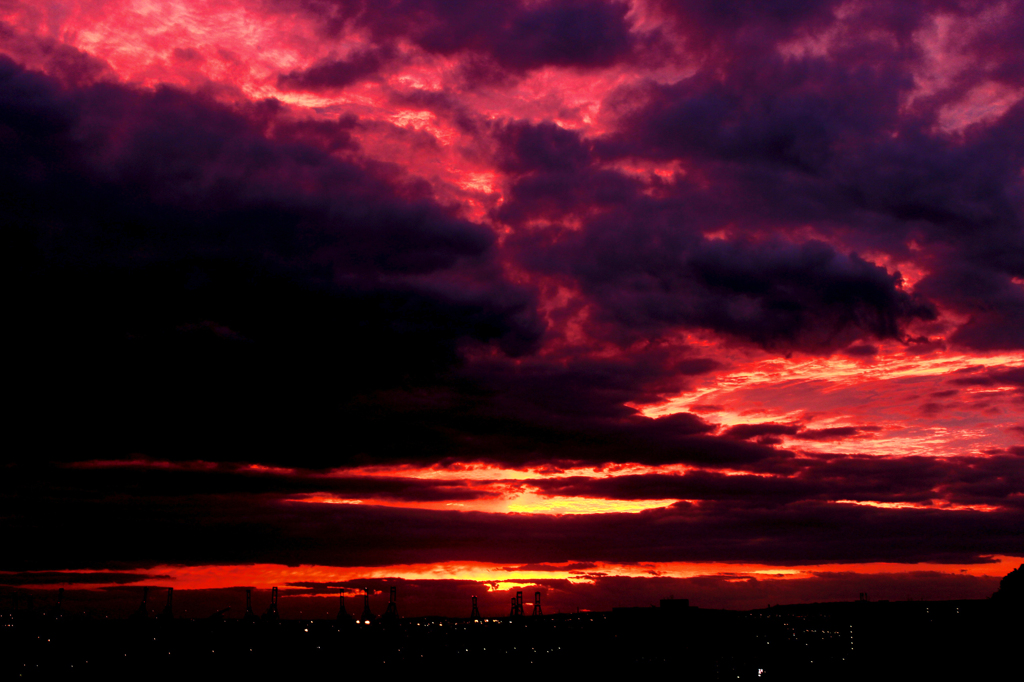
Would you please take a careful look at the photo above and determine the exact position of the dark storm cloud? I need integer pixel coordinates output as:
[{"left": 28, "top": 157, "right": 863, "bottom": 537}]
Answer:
[
  {"left": 277, "top": 45, "right": 392, "bottom": 91},
  {"left": 597, "top": 14, "right": 917, "bottom": 173},
  {"left": 723, "top": 423, "right": 802, "bottom": 440},
  {"left": 496, "top": 72, "right": 946, "bottom": 350},
  {"left": 3, "top": 480, "right": 1021, "bottom": 571},
  {"left": 45, "top": 462, "right": 502, "bottom": 502},
  {"left": 320, "top": 351, "right": 784, "bottom": 468},
  {"left": 280, "top": 0, "right": 1024, "bottom": 359},
  {"left": 795, "top": 454, "right": 1024, "bottom": 510},
  {"left": 0, "top": 572, "right": 159, "bottom": 586},
  {"left": 795, "top": 426, "right": 880, "bottom": 440},
  {"left": 0, "top": 55, "right": 544, "bottom": 467},
  {"left": 490, "top": 118, "right": 649, "bottom": 231},
  {"left": 0, "top": 22, "right": 115, "bottom": 88},
  {"left": 491, "top": 119, "right": 647, "bottom": 230},
  {"left": 723, "top": 423, "right": 879, "bottom": 442},
  {"left": 842, "top": 343, "right": 879, "bottom": 357},
  {"left": 522, "top": 230, "right": 936, "bottom": 352},
  {"left": 0, "top": 52, "right": 515, "bottom": 277},
  {"left": 531, "top": 471, "right": 819, "bottom": 504},
  {"left": 333, "top": 394, "right": 778, "bottom": 468},
  {"left": 653, "top": 0, "right": 838, "bottom": 45},
  {"left": 948, "top": 366, "right": 1024, "bottom": 390},
  {"left": 270, "top": 113, "right": 361, "bottom": 152},
  {"left": 293, "top": 0, "right": 637, "bottom": 76},
  {"left": 525, "top": 453, "right": 1024, "bottom": 510},
  {"left": 486, "top": 1, "right": 1024, "bottom": 352},
  {"left": 916, "top": 260, "right": 1024, "bottom": 351},
  {"left": 0, "top": 63, "right": 781, "bottom": 480},
  {"left": 494, "top": 120, "right": 593, "bottom": 174},
  {"left": 507, "top": 562, "right": 599, "bottom": 572}
]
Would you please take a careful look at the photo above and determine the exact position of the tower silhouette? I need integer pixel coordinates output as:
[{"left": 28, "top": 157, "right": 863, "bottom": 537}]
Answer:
[
  {"left": 132, "top": 587, "right": 148, "bottom": 620},
  {"left": 382, "top": 586, "right": 398, "bottom": 625},
  {"left": 470, "top": 595, "right": 481, "bottom": 620},
  {"left": 337, "top": 593, "right": 353, "bottom": 623},
  {"left": 263, "top": 586, "right": 279, "bottom": 622},
  {"left": 360, "top": 587, "right": 374, "bottom": 623},
  {"left": 532, "top": 591, "right": 542, "bottom": 616},
  {"left": 244, "top": 589, "right": 258, "bottom": 622},
  {"left": 159, "top": 587, "right": 173, "bottom": 620}
]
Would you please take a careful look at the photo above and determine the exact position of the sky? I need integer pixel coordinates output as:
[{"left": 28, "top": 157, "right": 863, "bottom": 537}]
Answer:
[{"left": 2, "top": 0, "right": 1022, "bottom": 618}]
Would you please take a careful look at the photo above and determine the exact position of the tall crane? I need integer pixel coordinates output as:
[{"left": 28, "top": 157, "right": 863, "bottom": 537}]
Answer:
[
  {"left": 159, "top": 587, "right": 173, "bottom": 620},
  {"left": 382, "top": 586, "right": 399, "bottom": 625},
  {"left": 244, "top": 589, "right": 258, "bottom": 622},
  {"left": 131, "top": 587, "right": 149, "bottom": 620},
  {"left": 360, "top": 587, "right": 374, "bottom": 623},
  {"left": 337, "top": 593, "right": 353, "bottom": 624},
  {"left": 263, "top": 586, "right": 280, "bottom": 622}
]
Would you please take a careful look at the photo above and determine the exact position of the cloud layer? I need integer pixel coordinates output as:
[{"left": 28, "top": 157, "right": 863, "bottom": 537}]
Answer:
[{"left": 2, "top": 0, "right": 1023, "bottom": 612}]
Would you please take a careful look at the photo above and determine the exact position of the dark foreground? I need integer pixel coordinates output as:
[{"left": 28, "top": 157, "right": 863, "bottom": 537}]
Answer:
[{"left": 2, "top": 599, "right": 1019, "bottom": 680}]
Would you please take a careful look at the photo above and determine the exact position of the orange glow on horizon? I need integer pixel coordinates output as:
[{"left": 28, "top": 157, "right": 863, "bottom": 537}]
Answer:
[
  {"left": 6, "top": 556, "right": 1020, "bottom": 592},
  {"left": 285, "top": 491, "right": 676, "bottom": 515}
]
